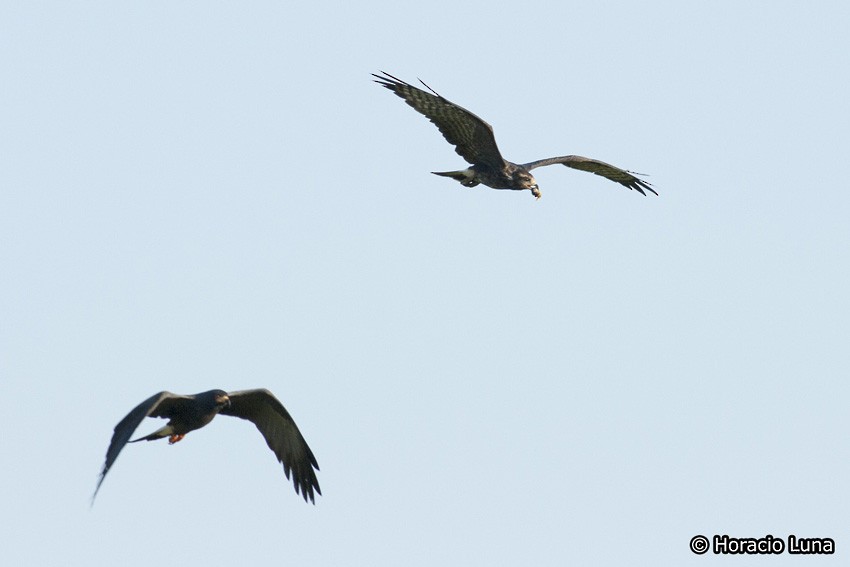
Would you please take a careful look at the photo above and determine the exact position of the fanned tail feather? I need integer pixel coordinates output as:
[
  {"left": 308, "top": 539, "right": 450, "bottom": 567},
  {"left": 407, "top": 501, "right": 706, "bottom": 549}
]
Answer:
[{"left": 129, "top": 424, "right": 174, "bottom": 443}]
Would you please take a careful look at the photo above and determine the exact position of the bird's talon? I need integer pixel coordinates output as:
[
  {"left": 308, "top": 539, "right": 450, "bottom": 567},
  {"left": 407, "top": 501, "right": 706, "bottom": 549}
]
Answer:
[{"left": 168, "top": 434, "right": 185, "bottom": 444}]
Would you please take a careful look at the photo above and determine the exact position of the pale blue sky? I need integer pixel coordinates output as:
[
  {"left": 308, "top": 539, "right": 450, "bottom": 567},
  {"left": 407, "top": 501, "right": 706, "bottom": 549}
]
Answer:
[{"left": 2, "top": 1, "right": 849, "bottom": 565}]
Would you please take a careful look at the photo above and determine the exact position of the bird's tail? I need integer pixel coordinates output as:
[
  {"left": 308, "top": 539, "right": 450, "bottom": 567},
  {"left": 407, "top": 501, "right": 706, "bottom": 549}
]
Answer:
[
  {"left": 129, "top": 424, "right": 174, "bottom": 443},
  {"left": 432, "top": 168, "right": 477, "bottom": 186}
]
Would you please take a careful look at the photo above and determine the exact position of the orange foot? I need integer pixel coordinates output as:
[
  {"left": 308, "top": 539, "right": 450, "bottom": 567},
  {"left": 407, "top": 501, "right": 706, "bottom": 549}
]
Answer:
[{"left": 168, "top": 434, "right": 185, "bottom": 444}]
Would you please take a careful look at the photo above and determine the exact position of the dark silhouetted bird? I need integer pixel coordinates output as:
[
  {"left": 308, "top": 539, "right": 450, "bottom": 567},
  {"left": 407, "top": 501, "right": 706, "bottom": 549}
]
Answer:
[
  {"left": 94, "top": 389, "right": 320, "bottom": 504},
  {"left": 373, "top": 71, "right": 657, "bottom": 200}
]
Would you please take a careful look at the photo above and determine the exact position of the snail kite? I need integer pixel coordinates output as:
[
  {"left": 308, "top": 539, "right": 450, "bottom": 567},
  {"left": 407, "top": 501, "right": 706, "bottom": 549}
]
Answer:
[
  {"left": 373, "top": 71, "right": 657, "bottom": 200},
  {"left": 94, "top": 389, "right": 321, "bottom": 504}
]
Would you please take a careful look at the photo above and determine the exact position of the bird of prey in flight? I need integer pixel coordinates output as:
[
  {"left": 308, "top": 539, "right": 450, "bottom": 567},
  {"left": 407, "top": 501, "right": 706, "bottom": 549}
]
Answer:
[
  {"left": 373, "top": 71, "right": 657, "bottom": 200},
  {"left": 94, "top": 389, "right": 321, "bottom": 504}
]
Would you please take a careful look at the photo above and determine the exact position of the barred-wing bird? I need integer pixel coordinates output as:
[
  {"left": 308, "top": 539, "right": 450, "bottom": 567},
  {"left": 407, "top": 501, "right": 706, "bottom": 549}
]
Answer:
[
  {"left": 94, "top": 389, "right": 321, "bottom": 504},
  {"left": 373, "top": 71, "right": 657, "bottom": 200}
]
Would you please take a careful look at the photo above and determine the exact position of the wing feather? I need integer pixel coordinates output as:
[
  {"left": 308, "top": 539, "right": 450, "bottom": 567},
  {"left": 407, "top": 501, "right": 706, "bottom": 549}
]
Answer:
[
  {"left": 221, "top": 389, "right": 321, "bottom": 504},
  {"left": 373, "top": 71, "right": 506, "bottom": 169},
  {"left": 93, "top": 391, "right": 183, "bottom": 501},
  {"left": 522, "top": 155, "right": 657, "bottom": 195}
]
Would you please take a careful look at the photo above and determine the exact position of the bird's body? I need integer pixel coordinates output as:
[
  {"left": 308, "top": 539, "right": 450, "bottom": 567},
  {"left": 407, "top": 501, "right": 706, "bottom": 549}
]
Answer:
[
  {"left": 94, "top": 388, "right": 321, "bottom": 504},
  {"left": 373, "top": 71, "right": 657, "bottom": 200},
  {"left": 432, "top": 163, "right": 535, "bottom": 192},
  {"left": 127, "top": 390, "right": 226, "bottom": 444}
]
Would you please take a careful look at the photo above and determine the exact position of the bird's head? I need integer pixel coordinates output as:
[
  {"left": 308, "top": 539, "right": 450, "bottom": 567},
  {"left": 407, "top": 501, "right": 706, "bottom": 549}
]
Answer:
[
  {"left": 212, "top": 390, "right": 231, "bottom": 410},
  {"left": 513, "top": 170, "right": 540, "bottom": 199}
]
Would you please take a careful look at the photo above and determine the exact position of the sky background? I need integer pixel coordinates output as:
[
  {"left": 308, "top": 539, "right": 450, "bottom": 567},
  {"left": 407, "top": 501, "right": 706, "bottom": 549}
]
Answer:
[{"left": 2, "top": 1, "right": 849, "bottom": 565}]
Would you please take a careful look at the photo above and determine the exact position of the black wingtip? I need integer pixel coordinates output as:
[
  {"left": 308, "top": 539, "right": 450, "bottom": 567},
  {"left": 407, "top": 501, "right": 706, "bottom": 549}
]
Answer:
[
  {"left": 372, "top": 70, "right": 406, "bottom": 88},
  {"left": 623, "top": 170, "right": 658, "bottom": 196},
  {"left": 635, "top": 180, "right": 659, "bottom": 196},
  {"left": 298, "top": 481, "right": 320, "bottom": 505},
  {"left": 91, "top": 474, "right": 105, "bottom": 507},
  {"left": 417, "top": 77, "right": 440, "bottom": 97}
]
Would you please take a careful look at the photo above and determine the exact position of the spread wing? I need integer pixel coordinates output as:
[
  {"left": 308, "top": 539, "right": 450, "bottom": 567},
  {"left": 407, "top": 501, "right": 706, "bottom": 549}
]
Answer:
[
  {"left": 93, "top": 390, "right": 188, "bottom": 501},
  {"left": 522, "top": 155, "right": 657, "bottom": 196},
  {"left": 373, "top": 71, "right": 506, "bottom": 169},
  {"left": 221, "top": 389, "right": 321, "bottom": 504}
]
